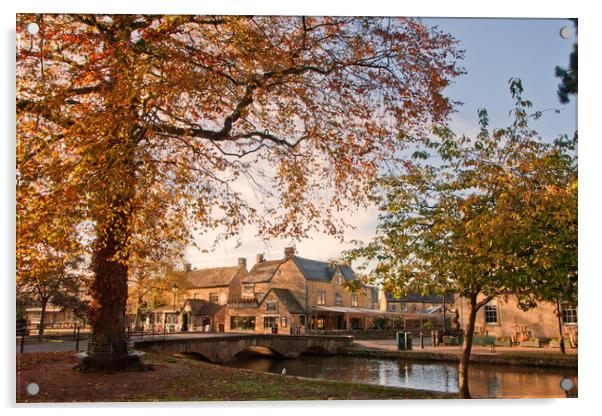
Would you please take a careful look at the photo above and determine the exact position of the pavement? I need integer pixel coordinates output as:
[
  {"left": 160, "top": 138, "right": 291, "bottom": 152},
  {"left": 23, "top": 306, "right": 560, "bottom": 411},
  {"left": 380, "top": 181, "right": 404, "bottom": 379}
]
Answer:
[{"left": 353, "top": 339, "right": 578, "bottom": 355}]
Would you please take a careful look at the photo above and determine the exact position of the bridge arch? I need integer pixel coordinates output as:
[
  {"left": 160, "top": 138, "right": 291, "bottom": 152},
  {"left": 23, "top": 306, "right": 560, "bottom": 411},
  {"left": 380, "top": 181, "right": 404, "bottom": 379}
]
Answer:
[{"left": 135, "top": 334, "right": 354, "bottom": 364}]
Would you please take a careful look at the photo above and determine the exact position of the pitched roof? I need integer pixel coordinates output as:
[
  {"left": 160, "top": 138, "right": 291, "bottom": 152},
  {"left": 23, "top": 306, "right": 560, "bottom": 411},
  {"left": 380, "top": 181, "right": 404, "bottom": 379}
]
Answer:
[
  {"left": 385, "top": 292, "right": 455, "bottom": 304},
  {"left": 264, "top": 288, "right": 305, "bottom": 314},
  {"left": 242, "top": 260, "right": 284, "bottom": 283},
  {"left": 292, "top": 256, "right": 336, "bottom": 281},
  {"left": 182, "top": 299, "right": 224, "bottom": 316},
  {"left": 243, "top": 255, "right": 358, "bottom": 284},
  {"left": 185, "top": 266, "right": 242, "bottom": 288},
  {"left": 337, "top": 265, "right": 355, "bottom": 282}
]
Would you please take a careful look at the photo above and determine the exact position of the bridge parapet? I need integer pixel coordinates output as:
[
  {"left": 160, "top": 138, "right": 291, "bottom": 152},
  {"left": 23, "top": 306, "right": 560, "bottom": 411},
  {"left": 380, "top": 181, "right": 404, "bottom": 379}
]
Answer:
[{"left": 135, "top": 334, "right": 354, "bottom": 364}]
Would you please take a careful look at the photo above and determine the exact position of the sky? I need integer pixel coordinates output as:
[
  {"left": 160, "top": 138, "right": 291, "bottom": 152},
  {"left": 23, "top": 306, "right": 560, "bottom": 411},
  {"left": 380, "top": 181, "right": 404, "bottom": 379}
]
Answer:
[{"left": 184, "top": 17, "right": 578, "bottom": 271}]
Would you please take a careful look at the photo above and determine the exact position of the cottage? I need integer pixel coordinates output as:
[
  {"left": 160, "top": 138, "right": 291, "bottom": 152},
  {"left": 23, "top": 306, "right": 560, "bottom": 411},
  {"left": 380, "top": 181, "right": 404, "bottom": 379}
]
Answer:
[
  {"left": 180, "top": 298, "right": 226, "bottom": 332},
  {"left": 227, "top": 288, "right": 306, "bottom": 334}
]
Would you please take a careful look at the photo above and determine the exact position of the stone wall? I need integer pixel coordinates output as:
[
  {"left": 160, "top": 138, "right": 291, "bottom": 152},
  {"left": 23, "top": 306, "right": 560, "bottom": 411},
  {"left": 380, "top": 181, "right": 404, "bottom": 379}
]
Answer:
[{"left": 454, "top": 294, "right": 577, "bottom": 339}]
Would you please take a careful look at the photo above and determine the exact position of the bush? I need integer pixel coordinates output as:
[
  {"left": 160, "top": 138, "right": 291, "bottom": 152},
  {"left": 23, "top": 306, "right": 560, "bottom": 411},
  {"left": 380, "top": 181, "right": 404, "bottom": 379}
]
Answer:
[{"left": 373, "top": 317, "right": 390, "bottom": 329}]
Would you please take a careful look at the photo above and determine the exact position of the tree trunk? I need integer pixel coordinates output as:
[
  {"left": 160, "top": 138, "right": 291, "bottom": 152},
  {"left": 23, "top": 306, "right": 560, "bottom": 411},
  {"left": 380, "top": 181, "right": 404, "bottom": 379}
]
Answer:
[
  {"left": 88, "top": 220, "right": 129, "bottom": 357},
  {"left": 556, "top": 298, "right": 566, "bottom": 354},
  {"left": 458, "top": 295, "right": 478, "bottom": 399},
  {"left": 77, "top": 192, "right": 137, "bottom": 374},
  {"left": 37, "top": 298, "right": 48, "bottom": 340}
]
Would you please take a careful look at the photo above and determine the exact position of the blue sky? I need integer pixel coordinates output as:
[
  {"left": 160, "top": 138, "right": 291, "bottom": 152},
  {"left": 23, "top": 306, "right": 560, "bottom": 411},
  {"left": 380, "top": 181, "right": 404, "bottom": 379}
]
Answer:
[
  {"left": 183, "top": 18, "right": 579, "bottom": 269},
  {"left": 426, "top": 18, "right": 577, "bottom": 140}
]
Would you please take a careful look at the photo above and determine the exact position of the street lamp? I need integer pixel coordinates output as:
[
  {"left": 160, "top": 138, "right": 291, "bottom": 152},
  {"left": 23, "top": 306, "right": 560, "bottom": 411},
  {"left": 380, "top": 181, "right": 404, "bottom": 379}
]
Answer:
[
  {"left": 172, "top": 283, "right": 178, "bottom": 310},
  {"left": 172, "top": 284, "right": 178, "bottom": 330}
]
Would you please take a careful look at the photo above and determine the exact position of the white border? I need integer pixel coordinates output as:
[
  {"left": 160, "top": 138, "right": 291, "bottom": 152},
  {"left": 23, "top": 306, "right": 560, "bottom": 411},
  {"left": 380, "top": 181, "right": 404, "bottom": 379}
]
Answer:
[{"left": 3, "top": 1, "right": 599, "bottom": 416}]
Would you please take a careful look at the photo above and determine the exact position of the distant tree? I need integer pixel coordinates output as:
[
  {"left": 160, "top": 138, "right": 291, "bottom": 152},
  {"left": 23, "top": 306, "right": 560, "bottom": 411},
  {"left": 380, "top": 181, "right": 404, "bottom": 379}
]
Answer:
[
  {"left": 346, "top": 79, "right": 577, "bottom": 398},
  {"left": 17, "top": 15, "right": 463, "bottom": 368},
  {"left": 556, "top": 19, "right": 578, "bottom": 104},
  {"left": 19, "top": 250, "right": 88, "bottom": 339}
]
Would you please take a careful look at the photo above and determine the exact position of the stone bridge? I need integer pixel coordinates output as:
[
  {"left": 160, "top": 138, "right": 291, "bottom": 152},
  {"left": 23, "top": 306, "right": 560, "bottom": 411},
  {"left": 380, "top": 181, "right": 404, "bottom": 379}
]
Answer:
[{"left": 134, "top": 334, "right": 354, "bottom": 364}]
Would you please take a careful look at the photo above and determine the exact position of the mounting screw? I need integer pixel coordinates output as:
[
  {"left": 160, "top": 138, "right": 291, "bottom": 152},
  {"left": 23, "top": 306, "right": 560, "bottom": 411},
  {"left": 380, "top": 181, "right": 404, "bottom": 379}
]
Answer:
[
  {"left": 26, "top": 22, "right": 39, "bottom": 36},
  {"left": 26, "top": 382, "right": 40, "bottom": 396},
  {"left": 559, "top": 26, "right": 573, "bottom": 39}
]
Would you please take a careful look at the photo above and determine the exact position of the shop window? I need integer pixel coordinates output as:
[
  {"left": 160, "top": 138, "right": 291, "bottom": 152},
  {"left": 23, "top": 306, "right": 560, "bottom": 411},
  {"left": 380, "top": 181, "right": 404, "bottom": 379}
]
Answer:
[{"left": 230, "top": 316, "right": 256, "bottom": 330}]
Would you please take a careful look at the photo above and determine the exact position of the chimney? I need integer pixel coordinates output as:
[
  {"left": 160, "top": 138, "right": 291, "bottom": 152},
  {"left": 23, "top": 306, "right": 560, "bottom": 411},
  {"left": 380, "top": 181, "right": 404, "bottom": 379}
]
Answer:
[
  {"left": 284, "top": 246, "right": 295, "bottom": 259},
  {"left": 256, "top": 254, "right": 265, "bottom": 263},
  {"left": 184, "top": 262, "right": 192, "bottom": 273},
  {"left": 238, "top": 257, "right": 247, "bottom": 268}
]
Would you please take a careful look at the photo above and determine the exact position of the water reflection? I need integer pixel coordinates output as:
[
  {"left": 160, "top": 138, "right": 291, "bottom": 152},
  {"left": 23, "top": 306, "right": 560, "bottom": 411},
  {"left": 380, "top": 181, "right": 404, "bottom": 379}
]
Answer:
[{"left": 225, "top": 353, "right": 577, "bottom": 398}]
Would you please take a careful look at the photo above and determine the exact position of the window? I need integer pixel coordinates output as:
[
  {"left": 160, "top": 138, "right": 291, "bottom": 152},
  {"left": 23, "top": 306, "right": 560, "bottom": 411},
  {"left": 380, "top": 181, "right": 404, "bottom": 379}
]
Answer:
[
  {"left": 193, "top": 293, "right": 200, "bottom": 299},
  {"left": 562, "top": 305, "right": 578, "bottom": 324},
  {"left": 372, "top": 289, "right": 379, "bottom": 304},
  {"left": 484, "top": 303, "right": 498, "bottom": 324},
  {"left": 265, "top": 301, "right": 277, "bottom": 313},
  {"left": 209, "top": 293, "right": 219, "bottom": 303},
  {"left": 336, "top": 274, "right": 343, "bottom": 285},
  {"left": 264, "top": 316, "right": 278, "bottom": 328},
  {"left": 335, "top": 293, "right": 343, "bottom": 305},
  {"left": 230, "top": 316, "right": 255, "bottom": 330},
  {"left": 242, "top": 284, "right": 254, "bottom": 297},
  {"left": 351, "top": 293, "right": 358, "bottom": 307},
  {"left": 389, "top": 304, "right": 396, "bottom": 312},
  {"left": 317, "top": 291, "right": 326, "bottom": 305},
  {"left": 281, "top": 316, "right": 288, "bottom": 328}
]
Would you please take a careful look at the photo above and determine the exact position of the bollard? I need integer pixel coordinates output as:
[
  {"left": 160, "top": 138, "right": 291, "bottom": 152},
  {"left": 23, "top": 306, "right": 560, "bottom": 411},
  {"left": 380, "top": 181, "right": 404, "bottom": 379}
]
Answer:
[
  {"left": 75, "top": 326, "right": 80, "bottom": 351},
  {"left": 420, "top": 331, "right": 424, "bottom": 349}
]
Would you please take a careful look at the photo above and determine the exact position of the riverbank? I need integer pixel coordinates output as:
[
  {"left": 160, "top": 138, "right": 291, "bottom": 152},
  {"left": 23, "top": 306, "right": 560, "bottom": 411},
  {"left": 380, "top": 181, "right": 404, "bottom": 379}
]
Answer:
[
  {"left": 16, "top": 351, "right": 453, "bottom": 402},
  {"left": 345, "top": 340, "right": 578, "bottom": 369}
]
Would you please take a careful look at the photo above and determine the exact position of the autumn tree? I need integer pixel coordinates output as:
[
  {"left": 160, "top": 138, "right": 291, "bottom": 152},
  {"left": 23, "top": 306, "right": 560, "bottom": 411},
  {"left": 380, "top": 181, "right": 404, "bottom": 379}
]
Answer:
[
  {"left": 17, "top": 14, "right": 463, "bottom": 370},
  {"left": 346, "top": 79, "right": 577, "bottom": 398},
  {"left": 127, "top": 256, "right": 193, "bottom": 330}
]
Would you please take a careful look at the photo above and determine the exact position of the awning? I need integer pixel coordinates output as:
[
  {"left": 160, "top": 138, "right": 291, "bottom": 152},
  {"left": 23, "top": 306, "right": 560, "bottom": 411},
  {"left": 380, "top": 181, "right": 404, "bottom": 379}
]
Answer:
[{"left": 311, "top": 305, "right": 400, "bottom": 317}]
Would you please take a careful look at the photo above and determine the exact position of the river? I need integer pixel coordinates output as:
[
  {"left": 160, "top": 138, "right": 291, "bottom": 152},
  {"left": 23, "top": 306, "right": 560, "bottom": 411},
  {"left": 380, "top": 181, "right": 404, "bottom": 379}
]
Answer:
[{"left": 225, "top": 353, "right": 577, "bottom": 398}]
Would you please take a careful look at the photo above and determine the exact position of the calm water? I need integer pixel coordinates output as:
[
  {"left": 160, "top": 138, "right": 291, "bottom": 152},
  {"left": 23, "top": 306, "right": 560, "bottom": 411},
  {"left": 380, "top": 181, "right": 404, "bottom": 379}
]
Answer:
[{"left": 225, "top": 353, "right": 577, "bottom": 398}]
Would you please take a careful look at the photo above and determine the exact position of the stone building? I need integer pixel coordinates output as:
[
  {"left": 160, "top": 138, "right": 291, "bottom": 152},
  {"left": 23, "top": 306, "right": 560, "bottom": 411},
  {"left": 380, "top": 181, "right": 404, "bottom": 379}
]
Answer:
[
  {"left": 225, "top": 247, "right": 393, "bottom": 334},
  {"left": 453, "top": 293, "right": 578, "bottom": 344},
  {"left": 380, "top": 292, "right": 455, "bottom": 314},
  {"left": 174, "top": 258, "right": 248, "bottom": 332}
]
